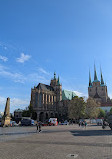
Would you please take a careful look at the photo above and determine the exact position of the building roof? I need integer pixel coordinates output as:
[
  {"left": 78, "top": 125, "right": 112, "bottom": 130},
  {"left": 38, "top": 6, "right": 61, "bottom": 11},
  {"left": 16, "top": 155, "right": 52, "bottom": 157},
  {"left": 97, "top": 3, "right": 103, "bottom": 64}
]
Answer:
[
  {"left": 94, "top": 64, "right": 98, "bottom": 81},
  {"left": 100, "top": 84, "right": 105, "bottom": 86},
  {"left": 37, "top": 83, "right": 54, "bottom": 91},
  {"left": 93, "top": 80, "right": 100, "bottom": 83},
  {"left": 62, "top": 90, "right": 77, "bottom": 100}
]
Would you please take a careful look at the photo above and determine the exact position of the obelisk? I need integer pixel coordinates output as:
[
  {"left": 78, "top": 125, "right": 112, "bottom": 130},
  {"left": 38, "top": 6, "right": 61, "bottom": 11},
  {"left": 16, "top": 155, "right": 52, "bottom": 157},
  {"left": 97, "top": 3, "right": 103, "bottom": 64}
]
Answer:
[{"left": 2, "top": 97, "right": 11, "bottom": 126}]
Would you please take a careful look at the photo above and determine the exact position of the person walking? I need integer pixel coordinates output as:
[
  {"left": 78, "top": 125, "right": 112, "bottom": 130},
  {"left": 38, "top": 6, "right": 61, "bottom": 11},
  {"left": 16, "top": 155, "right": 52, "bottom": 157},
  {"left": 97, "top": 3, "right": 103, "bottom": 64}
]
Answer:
[
  {"left": 84, "top": 121, "right": 87, "bottom": 128},
  {"left": 36, "top": 121, "right": 39, "bottom": 133},
  {"left": 38, "top": 121, "right": 42, "bottom": 133},
  {"left": 79, "top": 121, "right": 81, "bottom": 127}
]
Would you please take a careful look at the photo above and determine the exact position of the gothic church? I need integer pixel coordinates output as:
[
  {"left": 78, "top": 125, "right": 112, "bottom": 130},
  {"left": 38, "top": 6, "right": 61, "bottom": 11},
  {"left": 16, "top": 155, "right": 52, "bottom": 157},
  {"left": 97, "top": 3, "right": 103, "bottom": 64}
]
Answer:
[
  {"left": 30, "top": 73, "right": 76, "bottom": 122},
  {"left": 88, "top": 66, "right": 111, "bottom": 105}
]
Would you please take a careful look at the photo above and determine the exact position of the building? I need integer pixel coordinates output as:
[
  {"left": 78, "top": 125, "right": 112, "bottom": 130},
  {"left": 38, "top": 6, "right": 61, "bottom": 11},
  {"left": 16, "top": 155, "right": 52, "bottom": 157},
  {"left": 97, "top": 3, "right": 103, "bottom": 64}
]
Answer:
[
  {"left": 14, "top": 109, "right": 23, "bottom": 123},
  {"left": 30, "top": 73, "right": 77, "bottom": 122},
  {"left": 88, "top": 65, "right": 111, "bottom": 105}
]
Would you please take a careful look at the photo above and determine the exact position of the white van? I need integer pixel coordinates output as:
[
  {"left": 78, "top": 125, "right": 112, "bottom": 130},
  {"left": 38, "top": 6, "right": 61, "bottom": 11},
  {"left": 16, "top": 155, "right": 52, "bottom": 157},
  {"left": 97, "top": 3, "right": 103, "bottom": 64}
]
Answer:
[{"left": 49, "top": 118, "right": 58, "bottom": 126}]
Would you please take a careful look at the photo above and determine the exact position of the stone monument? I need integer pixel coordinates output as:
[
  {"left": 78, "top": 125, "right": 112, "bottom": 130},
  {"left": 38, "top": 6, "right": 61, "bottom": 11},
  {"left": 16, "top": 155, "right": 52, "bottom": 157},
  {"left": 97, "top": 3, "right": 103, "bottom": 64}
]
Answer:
[{"left": 2, "top": 97, "right": 11, "bottom": 126}]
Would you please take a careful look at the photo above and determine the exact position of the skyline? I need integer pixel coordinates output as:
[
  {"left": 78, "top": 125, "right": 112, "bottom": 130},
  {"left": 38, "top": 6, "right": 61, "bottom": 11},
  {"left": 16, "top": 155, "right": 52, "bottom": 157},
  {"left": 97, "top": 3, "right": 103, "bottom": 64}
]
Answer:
[{"left": 0, "top": 1, "right": 112, "bottom": 112}]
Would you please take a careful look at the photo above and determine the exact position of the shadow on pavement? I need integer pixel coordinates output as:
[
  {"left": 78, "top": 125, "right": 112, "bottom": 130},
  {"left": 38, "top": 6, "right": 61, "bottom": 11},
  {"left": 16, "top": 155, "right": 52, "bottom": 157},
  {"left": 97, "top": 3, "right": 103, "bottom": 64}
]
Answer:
[
  {"left": 0, "top": 131, "right": 37, "bottom": 136},
  {"left": 70, "top": 129, "right": 112, "bottom": 136}
]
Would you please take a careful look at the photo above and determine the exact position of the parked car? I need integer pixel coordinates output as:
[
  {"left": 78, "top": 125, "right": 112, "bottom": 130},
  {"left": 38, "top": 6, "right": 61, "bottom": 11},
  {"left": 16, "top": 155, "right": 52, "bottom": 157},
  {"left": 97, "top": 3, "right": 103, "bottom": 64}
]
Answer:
[
  {"left": 59, "top": 120, "right": 68, "bottom": 125},
  {"left": 21, "top": 118, "right": 35, "bottom": 126},
  {"left": 49, "top": 118, "right": 58, "bottom": 126},
  {"left": 96, "top": 119, "right": 103, "bottom": 126},
  {"left": 10, "top": 121, "right": 18, "bottom": 127},
  {"left": 42, "top": 121, "right": 55, "bottom": 126}
]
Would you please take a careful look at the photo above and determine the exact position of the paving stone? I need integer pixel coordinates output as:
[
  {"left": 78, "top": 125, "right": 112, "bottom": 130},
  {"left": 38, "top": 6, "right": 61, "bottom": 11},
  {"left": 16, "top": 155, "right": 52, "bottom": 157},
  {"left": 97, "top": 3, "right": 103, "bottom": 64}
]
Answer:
[{"left": 0, "top": 125, "right": 112, "bottom": 159}]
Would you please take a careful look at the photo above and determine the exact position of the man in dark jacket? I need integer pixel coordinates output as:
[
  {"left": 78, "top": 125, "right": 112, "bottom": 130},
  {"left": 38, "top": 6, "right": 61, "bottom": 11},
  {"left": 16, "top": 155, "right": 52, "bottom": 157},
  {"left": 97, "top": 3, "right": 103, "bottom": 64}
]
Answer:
[{"left": 38, "top": 121, "right": 42, "bottom": 133}]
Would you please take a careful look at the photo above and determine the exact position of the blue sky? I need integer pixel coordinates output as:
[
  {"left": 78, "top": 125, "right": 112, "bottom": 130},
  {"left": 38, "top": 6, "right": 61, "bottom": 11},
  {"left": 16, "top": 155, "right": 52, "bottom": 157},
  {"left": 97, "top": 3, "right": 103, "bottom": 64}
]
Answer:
[{"left": 0, "top": 0, "right": 112, "bottom": 112}]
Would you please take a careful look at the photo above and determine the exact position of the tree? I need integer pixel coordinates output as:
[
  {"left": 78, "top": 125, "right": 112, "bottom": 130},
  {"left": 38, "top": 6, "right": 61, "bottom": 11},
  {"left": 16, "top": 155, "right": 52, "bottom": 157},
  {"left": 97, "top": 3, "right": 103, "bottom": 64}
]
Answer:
[
  {"left": 22, "top": 109, "right": 30, "bottom": 117},
  {"left": 22, "top": 105, "right": 37, "bottom": 120},
  {"left": 85, "top": 97, "right": 99, "bottom": 118},
  {"left": 22, "top": 105, "right": 32, "bottom": 117},
  {"left": 68, "top": 96, "right": 86, "bottom": 119},
  {"left": 98, "top": 108, "right": 105, "bottom": 118}
]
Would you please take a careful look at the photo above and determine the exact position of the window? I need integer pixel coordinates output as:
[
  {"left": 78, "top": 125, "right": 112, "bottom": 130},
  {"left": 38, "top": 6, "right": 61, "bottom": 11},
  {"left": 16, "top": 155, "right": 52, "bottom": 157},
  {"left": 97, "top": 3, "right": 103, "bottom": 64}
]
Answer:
[
  {"left": 35, "top": 92, "right": 38, "bottom": 107},
  {"left": 39, "top": 93, "right": 42, "bottom": 107}
]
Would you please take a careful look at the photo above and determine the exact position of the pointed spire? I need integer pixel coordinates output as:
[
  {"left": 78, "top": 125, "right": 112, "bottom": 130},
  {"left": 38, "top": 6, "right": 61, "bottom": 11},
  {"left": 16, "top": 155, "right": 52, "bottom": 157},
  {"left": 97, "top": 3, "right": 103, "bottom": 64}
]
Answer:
[
  {"left": 89, "top": 70, "right": 92, "bottom": 86},
  {"left": 94, "top": 64, "right": 98, "bottom": 81},
  {"left": 100, "top": 67, "right": 104, "bottom": 85},
  {"left": 57, "top": 76, "right": 60, "bottom": 85},
  {"left": 54, "top": 72, "right": 56, "bottom": 79}
]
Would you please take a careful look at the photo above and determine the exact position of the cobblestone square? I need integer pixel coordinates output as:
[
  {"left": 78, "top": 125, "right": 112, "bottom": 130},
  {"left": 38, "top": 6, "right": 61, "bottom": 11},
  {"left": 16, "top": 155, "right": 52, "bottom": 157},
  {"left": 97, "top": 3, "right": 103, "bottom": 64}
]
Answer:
[{"left": 0, "top": 125, "right": 112, "bottom": 159}]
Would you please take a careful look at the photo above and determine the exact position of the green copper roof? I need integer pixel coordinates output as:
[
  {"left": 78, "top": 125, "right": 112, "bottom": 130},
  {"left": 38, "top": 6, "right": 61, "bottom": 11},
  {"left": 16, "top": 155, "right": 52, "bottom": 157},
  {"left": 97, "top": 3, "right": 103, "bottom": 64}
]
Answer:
[
  {"left": 94, "top": 65, "right": 98, "bottom": 81},
  {"left": 57, "top": 76, "right": 60, "bottom": 85},
  {"left": 62, "top": 90, "right": 77, "bottom": 100},
  {"left": 100, "top": 84, "right": 105, "bottom": 86},
  {"left": 93, "top": 80, "right": 100, "bottom": 82}
]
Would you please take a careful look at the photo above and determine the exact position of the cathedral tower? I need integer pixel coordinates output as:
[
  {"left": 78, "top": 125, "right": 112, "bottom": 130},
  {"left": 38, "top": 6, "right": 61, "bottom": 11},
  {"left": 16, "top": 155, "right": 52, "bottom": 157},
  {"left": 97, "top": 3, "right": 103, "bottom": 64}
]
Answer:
[
  {"left": 88, "top": 66, "right": 109, "bottom": 104},
  {"left": 50, "top": 73, "right": 62, "bottom": 102}
]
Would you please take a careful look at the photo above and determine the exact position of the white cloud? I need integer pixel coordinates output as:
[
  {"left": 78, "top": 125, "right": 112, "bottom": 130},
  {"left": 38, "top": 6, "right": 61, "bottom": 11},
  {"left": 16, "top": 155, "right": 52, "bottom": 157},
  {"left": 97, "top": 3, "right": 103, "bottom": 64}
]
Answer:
[
  {"left": 0, "top": 64, "right": 51, "bottom": 84},
  {"left": 108, "top": 93, "right": 112, "bottom": 99},
  {"left": 28, "top": 73, "right": 49, "bottom": 84},
  {"left": 0, "top": 96, "right": 29, "bottom": 113},
  {"left": 0, "top": 42, "right": 8, "bottom": 50},
  {"left": 16, "top": 53, "right": 31, "bottom": 63},
  {"left": 0, "top": 96, "right": 6, "bottom": 105},
  {"left": 0, "top": 55, "right": 8, "bottom": 62},
  {"left": 10, "top": 98, "right": 29, "bottom": 107},
  {"left": 73, "top": 91, "right": 84, "bottom": 97},
  {"left": 38, "top": 67, "right": 50, "bottom": 75},
  {"left": 4, "top": 46, "right": 7, "bottom": 50},
  {"left": 0, "top": 64, "right": 26, "bottom": 83}
]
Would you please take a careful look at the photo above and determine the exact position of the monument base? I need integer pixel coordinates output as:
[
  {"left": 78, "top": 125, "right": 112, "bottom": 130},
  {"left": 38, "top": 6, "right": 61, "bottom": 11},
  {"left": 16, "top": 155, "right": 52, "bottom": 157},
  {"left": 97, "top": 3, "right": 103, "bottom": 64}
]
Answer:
[{"left": 2, "top": 117, "right": 11, "bottom": 127}]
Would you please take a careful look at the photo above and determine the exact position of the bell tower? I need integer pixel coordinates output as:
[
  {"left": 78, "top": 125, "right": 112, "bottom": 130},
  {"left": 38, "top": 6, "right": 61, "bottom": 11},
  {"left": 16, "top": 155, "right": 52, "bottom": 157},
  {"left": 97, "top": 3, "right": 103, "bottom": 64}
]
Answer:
[
  {"left": 56, "top": 76, "right": 62, "bottom": 102},
  {"left": 50, "top": 73, "right": 62, "bottom": 102},
  {"left": 50, "top": 72, "right": 57, "bottom": 88}
]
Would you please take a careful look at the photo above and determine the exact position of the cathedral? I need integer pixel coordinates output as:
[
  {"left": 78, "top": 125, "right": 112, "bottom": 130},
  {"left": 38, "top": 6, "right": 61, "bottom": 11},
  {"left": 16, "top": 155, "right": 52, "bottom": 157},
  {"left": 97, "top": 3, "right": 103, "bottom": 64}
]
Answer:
[
  {"left": 88, "top": 66, "right": 111, "bottom": 105},
  {"left": 30, "top": 73, "right": 76, "bottom": 122}
]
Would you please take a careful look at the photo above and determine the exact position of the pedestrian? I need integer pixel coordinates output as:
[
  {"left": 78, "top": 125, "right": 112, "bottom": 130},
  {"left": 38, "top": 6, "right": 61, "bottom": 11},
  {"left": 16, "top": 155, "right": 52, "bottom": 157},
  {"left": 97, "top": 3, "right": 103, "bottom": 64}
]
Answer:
[
  {"left": 36, "top": 121, "right": 39, "bottom": 133},
  {"left": 38, "top": 121, "right": 42, "bottom": 133},
  {"left": 81, "top": 121, "right": 84, "bottom": 126},
  {"left": 84, "top": 121, "right": 87, "bottom": 128},
  {"left": 79, "top": 121, "right": 81, "bottom": 127}
]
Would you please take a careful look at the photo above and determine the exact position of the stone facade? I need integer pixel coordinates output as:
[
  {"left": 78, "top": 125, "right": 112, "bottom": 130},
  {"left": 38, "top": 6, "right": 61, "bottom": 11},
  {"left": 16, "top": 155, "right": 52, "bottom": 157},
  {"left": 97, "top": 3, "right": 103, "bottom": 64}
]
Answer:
[
  {"left": 88, "top": 66, "right": 111, "bottom": 105},
  {"left": 30, "top": 73, "right": 76, "bottom": 122}
]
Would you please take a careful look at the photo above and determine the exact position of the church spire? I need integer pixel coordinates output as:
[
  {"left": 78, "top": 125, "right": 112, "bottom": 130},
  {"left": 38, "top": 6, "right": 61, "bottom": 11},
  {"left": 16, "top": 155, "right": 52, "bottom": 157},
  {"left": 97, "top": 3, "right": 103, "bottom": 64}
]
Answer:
[
  {"left": 54, "top": 72, "right": 56, "bottom": 79},
  {"left": 57, "top": 76, "right": 60, "bottom": 85},
  {"left": 100, "top": 68, "right": 104, "bottom": 85},
  {"left": 94, "top": 64, "right": 98, "bottom": 81},
  {"left": 89, "top": 70, "right": 92, "bottom": 86}
]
